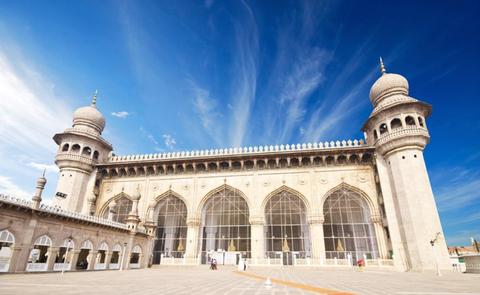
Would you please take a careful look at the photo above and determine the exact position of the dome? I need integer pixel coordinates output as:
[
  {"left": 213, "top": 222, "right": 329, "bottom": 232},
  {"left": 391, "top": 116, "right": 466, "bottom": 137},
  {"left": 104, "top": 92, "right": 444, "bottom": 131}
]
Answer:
[
  {"left": 369, "top": 73, "right": 409, "bottom": 104},
  {"left": 73, "top": 105, "right": 105, "bottom": 132},
  {"left": 131, "top": 190, "right": 141, "bottom": 201}
]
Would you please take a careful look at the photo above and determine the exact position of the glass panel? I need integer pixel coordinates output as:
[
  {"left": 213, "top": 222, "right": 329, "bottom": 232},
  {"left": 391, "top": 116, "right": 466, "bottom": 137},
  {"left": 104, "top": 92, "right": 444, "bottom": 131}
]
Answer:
[
  {"left": 153, "top": 195, "right": 188, "bottom": 263},
  {"left": 264, "top": 190, "right": 311, "bottom": 258},
  {"left": 323, "top": 188, "right": 379, "bottom": 262},
  {"left": 108, "top": 197, "right": 133, "bottom": 224}
]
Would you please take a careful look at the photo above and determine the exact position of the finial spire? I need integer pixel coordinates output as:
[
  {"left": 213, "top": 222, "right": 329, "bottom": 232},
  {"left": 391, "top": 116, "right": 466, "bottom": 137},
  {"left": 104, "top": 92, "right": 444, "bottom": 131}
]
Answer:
[
  {"left": 42, "top": 168, "right": 46, "bottom": 178},
  {"left": 379, "top": 57, "right": 386, "bottom": 75},
  {"left": 91, "top": 90, "right": 98, "bottom": 107}
]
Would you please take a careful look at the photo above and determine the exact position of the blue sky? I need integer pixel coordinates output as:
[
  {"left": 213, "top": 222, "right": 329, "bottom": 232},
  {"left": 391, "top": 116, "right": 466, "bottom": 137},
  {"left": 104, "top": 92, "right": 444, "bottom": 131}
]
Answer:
[{"left": 0, "top": 0, "right": 479, "bottom": 246}]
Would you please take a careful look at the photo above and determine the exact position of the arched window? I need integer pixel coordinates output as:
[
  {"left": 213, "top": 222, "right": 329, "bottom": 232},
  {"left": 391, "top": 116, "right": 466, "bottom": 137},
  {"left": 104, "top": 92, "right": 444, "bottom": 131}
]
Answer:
[
  {"left": 104, "top": 197, "right": 133, "bottom": 224},
  {"left": 390, "top": 118, "right": 402, "bottom": 130},
  {"left": 82, "top": 146, "right": 91, "bottom": 156},
  {"left": 200, "top": 186, "right": 250, "bottom": 264},
  {"left": 379, "top": 123, "right": 388, "bottom": 135},
  {"left": 418, "top": 116, "right": 425, "bottom": 127},
  {"left": 373, "top": 130, "right": 378, "bottom": 141},
  {"left": 405, "top": 116, "right": 416, "bottom": 126},
  {"left": 323, "top": 188, "right": 378, "bottom": 262},
  {"left": 93, "top": 151, "right": 99, "bottom": 160},
  {"left": 264, "top": 190, "right": 311, "bottom": 262},
  {"left": 152, "top": 195, "right": 188, "bottom": 264},
  {"left": 0, "top": 230, "right": 15, "bottom": 272},
  {"left": 61, "top": 144, "right": 70, "bottom": 152},
  {"left": 71, "top": 144, "right": 81, "bottom": 153}
]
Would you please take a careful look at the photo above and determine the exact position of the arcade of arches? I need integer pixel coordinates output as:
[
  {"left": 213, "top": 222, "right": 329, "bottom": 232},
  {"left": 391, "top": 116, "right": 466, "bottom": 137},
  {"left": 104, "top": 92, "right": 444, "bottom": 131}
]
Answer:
[{"left": 137, "top": 185, "right": 385, "bottom": 266}]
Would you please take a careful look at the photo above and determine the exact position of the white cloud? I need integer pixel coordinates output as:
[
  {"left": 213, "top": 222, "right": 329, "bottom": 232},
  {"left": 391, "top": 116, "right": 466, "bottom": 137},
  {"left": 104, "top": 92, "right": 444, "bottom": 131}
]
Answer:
[
  {"left": 0, "top": 175, "right": 31, "bottom": 199},
  {"left": 162, "top": 134, "right": 176, "bottom": 150},
  {"left": 111, "top": 111, "right": 129, "bottom": 118},
  {"left": 28, "top": 162, "right": 59, "bottom": 173},
  {"left": 139, "top": 127, "right": 159, "bottom": 145}
]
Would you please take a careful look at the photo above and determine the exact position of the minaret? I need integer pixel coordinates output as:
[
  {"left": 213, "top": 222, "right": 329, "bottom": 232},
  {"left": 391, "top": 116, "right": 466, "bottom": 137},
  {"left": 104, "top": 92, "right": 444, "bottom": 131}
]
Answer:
[
  {"left": 32, "top": 170, "right": 47, "bottom": 210},
  {"left": 362, "top": 59, "right": 450, "bottom": 272},
  {"left": 52, "top": 91, "right": 113, "bottom": 213}
]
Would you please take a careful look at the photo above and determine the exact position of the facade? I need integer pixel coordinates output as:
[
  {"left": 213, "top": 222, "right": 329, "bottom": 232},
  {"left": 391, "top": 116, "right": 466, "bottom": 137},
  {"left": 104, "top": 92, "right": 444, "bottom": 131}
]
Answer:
[{"left": 0, "top": 61, "right": 451, "bottom": 273}]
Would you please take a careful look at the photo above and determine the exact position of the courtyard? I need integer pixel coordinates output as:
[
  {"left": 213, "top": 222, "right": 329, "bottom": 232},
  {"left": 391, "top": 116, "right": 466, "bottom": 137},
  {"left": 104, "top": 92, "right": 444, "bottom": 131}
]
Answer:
[{"left": 0, "top": 266, "right": 479, "bottom": 295}]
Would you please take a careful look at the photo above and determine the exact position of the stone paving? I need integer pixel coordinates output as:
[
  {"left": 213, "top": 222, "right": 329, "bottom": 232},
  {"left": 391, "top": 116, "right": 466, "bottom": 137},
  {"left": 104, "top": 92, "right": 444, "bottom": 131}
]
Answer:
[{"left": 0, "top": 266, "right": 479, "bottom": 295}]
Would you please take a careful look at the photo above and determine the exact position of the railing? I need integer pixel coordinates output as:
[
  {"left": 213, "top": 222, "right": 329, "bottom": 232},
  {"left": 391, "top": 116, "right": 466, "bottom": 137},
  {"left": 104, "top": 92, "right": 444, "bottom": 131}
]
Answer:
[
  {"left": 109, "top": 263, "right": 120, "bottom": 270},
  {"left": 38, "top": 204, "right": 128, "bottom": 230},
  {"left": 0, "top": 194, "right": 32, "bottom": 208},
  {"left": 94, "top": 263, "right": 106, "bottom": 270},
  {"left": 108, "top": 139, "right": 368, "bottom": 163},
  {"left": 26, "top": 263, "right": 47, "bottom": 272},
  {"left": 0, "top": 193, "right": 128, "bottom": 231},
  {"left": 0, "top": 261, "right": 9, "bottom": 272},
  {"left": 129, "top": 263, "right": 140, "bottom": 269},
  {"left": 53, "top": 263, "right": 71, "bottom": 271}
]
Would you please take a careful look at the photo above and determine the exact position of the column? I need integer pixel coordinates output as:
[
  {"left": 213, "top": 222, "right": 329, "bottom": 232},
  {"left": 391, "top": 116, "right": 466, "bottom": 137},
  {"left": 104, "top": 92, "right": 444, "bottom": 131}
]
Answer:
[
  {"left": 371, "top": 214, "right": 389, "bottom": 259},
  {"left": 46, "top": 247, "right": 59, "bottom": 271},
  {"left": 8, "top": 246, "right": 23, "bottom": 273},
  {"left": 185, "top": 217, "right": 200, "bottom": 259},
  {"left": 70, "top": 250, "right": 80, "bottom": 271},
  {"left": 87, "top": 250, "right": 98, "bottom": 271},
  {"left": 104, "top": 251, "right": 112, "bottom": 269},
  {"left": 308, "top": 214, "right": 325, "bottom": 265},
  {"left": 249, "top": 216, "right": 265, "bottom": 263}
]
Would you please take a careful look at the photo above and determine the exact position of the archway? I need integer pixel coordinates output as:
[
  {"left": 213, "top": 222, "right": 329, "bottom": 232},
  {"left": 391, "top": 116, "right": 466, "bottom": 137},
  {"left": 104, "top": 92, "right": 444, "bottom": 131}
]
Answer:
[
  {"left": 54, "top": 238, "right": 74, "bottom": 271},
  {"left": 152, "top": 194, "right": 188, "bottom": 264},
  {"left": 323, "top": 187, "right": 379, "bottom": 263},
  {"left": 200, "top": 186, "right": 250, "bottom": 265},
  {"left": 109, "top": 244, "right": 122, "bottom": 269},
  {"left": 95, "top": 242, "right": 109, "bottom": 270},
  {"left": 129, "top": 245, "right": 142, "bottom": 268},
  {"left": 264, "top": 189, "right": 311, "bottom": 265},
  {"left": 77, "top": 240, "right": 93, "bottom": 270},
  {"left": 0, "top": 230, "right": 15, "bottom": 272},
  {"left": 26, "top": 235, "right": 52, "bottom": 272}
]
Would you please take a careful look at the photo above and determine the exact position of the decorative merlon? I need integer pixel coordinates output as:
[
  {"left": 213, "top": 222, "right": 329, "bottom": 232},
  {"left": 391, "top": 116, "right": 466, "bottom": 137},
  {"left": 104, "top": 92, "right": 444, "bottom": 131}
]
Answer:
[{"left": 108, "top": 139, "right": 366, "bottom": 163}]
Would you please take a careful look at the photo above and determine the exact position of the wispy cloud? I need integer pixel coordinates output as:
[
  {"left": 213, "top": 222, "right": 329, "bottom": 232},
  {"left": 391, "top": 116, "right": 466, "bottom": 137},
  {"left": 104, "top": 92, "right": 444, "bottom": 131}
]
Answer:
[
  {"left": 28, "top": 162, "right": 59, "bottom": 173},
  {"left": 139, "top": 127, "right": 159, "bottom": 146},
  {"left": 162, "top": 134, "right": 176, "bottom": 150},
  {"left": 111, "top": 111, "right": 129, "bottom": 118},
  {"left": 0, "top": 175, "right": 31, "bottom": 199},
  {"left": 228, "top": 0, "right": 258, "bottom": 147}
]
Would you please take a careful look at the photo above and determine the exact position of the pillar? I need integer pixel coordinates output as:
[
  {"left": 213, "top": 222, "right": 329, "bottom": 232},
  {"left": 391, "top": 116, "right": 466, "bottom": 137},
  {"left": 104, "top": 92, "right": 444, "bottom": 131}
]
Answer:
[
  {"left": 70, "top": 250, "right": 80, "bottom": 271},
  {"left": 371, "top": 214, "right": 389, "bottom": 259},
  {"left": 185, "top": 217, "right": 200, "bottom": 259},
  {"left": 8, "top": 246, "right": 23, "bottom": 273},
  {"left": 46, "top": 247, "right": 59, "bottom": 271},
  {"left": 249, "top": 216, "right": 265, "bottom": 262},
  {"left": 104, "top": 251, "right": 111, "bottom": 269},
  {"left": 87, "top": 250, "right": 98, "bottom": 271},
  {"left": 308, "top": 214, "right": 325, "bottom": 265}
]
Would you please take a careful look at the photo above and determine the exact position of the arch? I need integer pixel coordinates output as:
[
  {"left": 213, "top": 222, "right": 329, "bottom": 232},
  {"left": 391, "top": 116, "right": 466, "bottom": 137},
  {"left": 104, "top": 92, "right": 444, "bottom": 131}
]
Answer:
[
  {"left": 98, "top": 242, "right": 109, "bottom": 251},
  {"left": 151, "top": 193, "right": 188, "bottom": 263},
  {"left": 196, "top": 184, "right": 251, "bottom": 217},
  {"left": 132, "top": 245, "right": 142, "bottom": 254},
  {"left": 93, "top": 151, "right": 99, "bottom": 160},
  {"left": 261, "top": 185, "right": 311, "bottom": 216},
  {"left": 320, "top": 182, "right": 377, "bottom": 214},
  {"left": 0, "top": 230, "right": 15, "bottom": 244},
  {"left": 405, "top": 115, "right": 416, "bottom": 126},
  {"left": 112, "top": 244, "right": 122, "bottom": 252},
  {"left": 418, "top": 116, "right": 425, "bottom": 127},
  {"left": 61, "top": 143, "right": 70, "bottom": 152},
  {"left": 151, "top": 189, "right": 189, "bottom": 215},
  {"left": 34, "top": 235, "right": 52, "bottom": 247},
  {"left": 264, "top": 187, "right": 312, "bottom": 260},
  {"left": 198, "top": 184, "right": 251, "bottom": 263},
  {"left": 373, "top": 130, "right": 378, "bottom": 141},
  {"left": 82, "top": 146, "right": 92, "bottom": 156},
  {"left": 81, "top": 240, "right": 93, "bottom": 250},
  {"left": 390, "top": 118, "right": 402, "bottom": 130},
  {"left": 379, "top": 123, "right": 388, "bottom": 134},
  {"left": 322, "top": 185, "right": 379, "bottom": 261},
  {"left": 71, "top": 144, "right": 81, "bottom": 153},
  {"left": 99, "top": 192, "right": 133, "bottom": 217},
  {"left": 61, "top": 239, "right": 74, "bottom": 249}
]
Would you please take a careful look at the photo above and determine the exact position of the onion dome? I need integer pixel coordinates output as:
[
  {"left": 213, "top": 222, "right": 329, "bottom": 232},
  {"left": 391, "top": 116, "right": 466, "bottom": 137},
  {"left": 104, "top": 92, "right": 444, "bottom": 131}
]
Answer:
[
  {"left": 369, "top": 58, "right": 409, "bottom": 105},
  {"left": 131, "top": 189, "right": 141, "bottom": 201},
  {"left": 72, "top": 91, "right": 105, "bottom": 133}
]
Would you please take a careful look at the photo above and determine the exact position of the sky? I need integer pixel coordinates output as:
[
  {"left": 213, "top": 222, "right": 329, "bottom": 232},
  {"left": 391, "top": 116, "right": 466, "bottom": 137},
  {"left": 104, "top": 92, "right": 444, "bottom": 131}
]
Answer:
[{"left": 0, "top": 0, "right": 479, "bottom": 246}]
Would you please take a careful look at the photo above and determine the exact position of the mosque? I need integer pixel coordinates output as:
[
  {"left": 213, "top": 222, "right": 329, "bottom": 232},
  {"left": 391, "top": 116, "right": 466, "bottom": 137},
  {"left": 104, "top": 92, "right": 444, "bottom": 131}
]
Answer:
[{"left": 0, "top": 60, "right": 451, "bottom": 273}]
